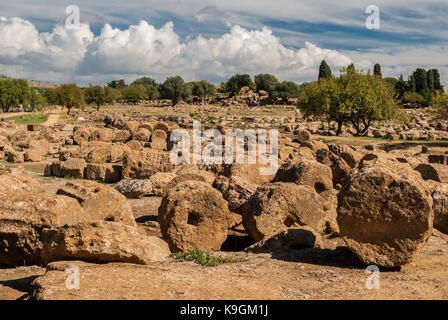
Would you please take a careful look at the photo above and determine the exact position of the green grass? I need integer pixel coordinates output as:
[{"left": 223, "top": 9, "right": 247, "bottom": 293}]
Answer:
[
  {"left": 64, "top": 176, "right": 84, "bottom": 180},
  {"left": 42, "top": 176, "right": 58, "bottom": 180},
  {"left": 5, "top": 114, "right": 47, "bottom": 124},
  {"left": 170, "top": 250, "right": 245, "bottom": 267},
  {"left": 24, "top": 167, "right": 43, "bottom": 174}
]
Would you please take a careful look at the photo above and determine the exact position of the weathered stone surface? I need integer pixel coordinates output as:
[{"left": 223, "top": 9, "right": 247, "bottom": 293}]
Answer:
[
  {"left": 158, "top": 181, "right": 232, "bottom": 252},
  {"left": 273, "top": 159, "right": 333, "bottom": 210},
  {"left": 242, "top": 182, "right": 326, "bottom": 242},
  {"left": 60, "top": 158, "right": 87, "bottom": 178},
  {"left": 246, "top": 226, "right": 322, "bottom": 253},
  {"left": 85, "top": 163, "right": 122, "bottom": 183},
  {"left": 28, "top": 139, "right": 50, "bottom": 156},
  {"left": 132, "top": 128, "right": 151, "bottom": 142},
  {"left": 6, "top": 150, "right": 24, "bottom": 163},
  {"left": 415, "top": 163, "right": 448, "bottom": 183},
  {"left": 122, "top": 149, "right": 175, "bottom": 179},
  {"left": 10, "top": 130, "right": 31, "bottom": 148},
  {"left": 213, "top": 175, "right": 257, "bottom": 214},
  {"left": 331, "top": 157, "right": 351, "bottom": 185},
  {"left": 329, "top": 144, "right": 362, "bottom": 168},
  {"left": 337, "top": 160, "right": 433, "bottom": 268},
  {"left": 40, "top": 221, "right": 170, "bottom": 265},
  {"left": 429, "top": 182, "right": 448, "bottom": 234},
  {"left": 0, "top": 176, "right": 85, "bottom": 267},
  {"left": 296, "top": 129, "right": 312, "bottom": 143},
  {"left": 57, "top": 180, "right": 136, "bottom": 226},
  {"left": 90, "top": 128, "right": 115, "bottom": 143},
  {"left": 113, "top": 129, "right": 131, "bottom": 143},
  {"left": 0, "top": 173, "right": 45, "bottom": 193},
  {"left": 114, "top": 179, "right": 153, "bottom": 198},
  {"left": 73, "top": 127, "right": 93, "bottom": 145},
  {"left": 148, "top": 172, "right": 177, "bottom": 197}
]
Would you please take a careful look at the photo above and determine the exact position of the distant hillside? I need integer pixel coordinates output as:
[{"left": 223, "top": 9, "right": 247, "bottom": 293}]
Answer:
[{"left": 28, "top": 80, "right": 57, "bottom": 89}]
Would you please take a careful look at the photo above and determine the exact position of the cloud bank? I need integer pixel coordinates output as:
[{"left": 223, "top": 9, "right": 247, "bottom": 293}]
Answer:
[{"left": 0, "top": 16, "right": 352, "bottom": 84}]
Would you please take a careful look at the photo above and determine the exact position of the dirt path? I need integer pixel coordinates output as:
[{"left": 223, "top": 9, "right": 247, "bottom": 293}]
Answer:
[{"left": 42, "top": 113, "right": 62, "bottom": 127}]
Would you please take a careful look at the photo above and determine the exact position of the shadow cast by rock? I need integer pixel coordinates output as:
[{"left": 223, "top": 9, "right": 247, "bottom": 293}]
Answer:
[{"left": 271, "top": 246, "right": 368, "bottom": 270}]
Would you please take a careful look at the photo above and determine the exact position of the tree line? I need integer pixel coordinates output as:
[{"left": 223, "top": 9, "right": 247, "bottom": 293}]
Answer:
[
  {"left": 0, "top": 74, "right": 311, "bottom": 114},
  {"left": 300, "top": 61, "right": 447, "bottom": 136}
]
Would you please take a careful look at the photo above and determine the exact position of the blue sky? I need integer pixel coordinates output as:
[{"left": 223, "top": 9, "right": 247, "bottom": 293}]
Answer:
[{"left": 0, "top": 0, "right": 447, "bottom": 86}]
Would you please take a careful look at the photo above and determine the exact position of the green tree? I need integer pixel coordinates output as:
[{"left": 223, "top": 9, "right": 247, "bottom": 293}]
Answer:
[
  {"left": 373, "top": 63, "right": 382, "bottom": 78},
  {"left": 159, "top": 76, "right": 192, "bottom": 105},
  {"left": 254, "top": 74, "right": 279, "bottom": 97},
  {"left": 122, "top": 84, "right": 147, "bottom": 103},
  {"left": 28, "top": 88, "right": 46, "bottom": 111},
  {"left": 432, "top": 69, "right": 444, "bottom": 92},
  {"left": 413, "top": 68, "right": 430, "bottom": 101},
  {"left": 407, "top": 74, "right": 416, "bottom": 92},
  {"left": 107, "top": 79, "right": 126, "bottom": 89},
  {"left": 0, "top": 78, "right": 30, "bottom": 112},
  {"left": 84, "top": 85, "right": 107, "bottom": 111},
  {"left": 131, "top": 77, "right": 159, "bottom": 100},
  {"left": 53, "top": 84, "right": 85, "bottom": 115},
  {"left": 384, "top": 77, "right": 398, "bottom": 91},
  {"left": 427, "top": 69, "right": 435, "bottom": 95},
  {"left": 298, "top": 67, "right": 398, "bottom": 136},
  {"left": 189, "top": 80, "right": 216, "bottom": 101},
  {"left": 318, "top": 60, "right": 332, "bottom": 81},
  {"left": 402, "top": 92, "right": 427, "bottom": 107},
  {"left": 432, "top": 90, "right": 448, "bottom": 120},
  {"left": 395, "top": 75, "right": 407, "bottom": 99},
  {"left": 274, "top": 81, "right": 301, "bottom": 100},
  {"left": 225, "top": 74, "right": 255, "bottom": 96}
]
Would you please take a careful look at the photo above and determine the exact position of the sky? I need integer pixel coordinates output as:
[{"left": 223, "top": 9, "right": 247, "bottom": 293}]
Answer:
[{"left": 0, "top": 0, "right": 447, "bottom": 87}]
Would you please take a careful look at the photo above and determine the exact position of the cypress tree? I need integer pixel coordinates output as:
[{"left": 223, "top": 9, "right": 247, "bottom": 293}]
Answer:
[
  {"left": 427, "top": 69, "right": 435, "bottom": 94},
  {"left": 414, "top": 68, "right": 430, "bottom": 101},
  {"left": 396, "top": 74, "right": 407, "bottom": 98},
  {"left": 318, "top": 60, "right": 332, "bottom": 81},
  {"left": 373, "top": 64, "right": 382, "bottom": 78},
  {"left": 432, "top": 69, "right": 444, "bottom": 91}
]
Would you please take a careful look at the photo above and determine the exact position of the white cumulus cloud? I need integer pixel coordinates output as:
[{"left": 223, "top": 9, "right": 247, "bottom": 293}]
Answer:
[{"left": 0, "top": 16, "right": 353, "bottom": 84}]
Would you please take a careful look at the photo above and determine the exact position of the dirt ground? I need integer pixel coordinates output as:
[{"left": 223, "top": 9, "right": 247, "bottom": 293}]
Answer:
[
  {"left": 1, "top": 232, "right": 447, "bottom": 300},
  {"left": 0, "top": 173, "right": 446, "bottom": 300}
]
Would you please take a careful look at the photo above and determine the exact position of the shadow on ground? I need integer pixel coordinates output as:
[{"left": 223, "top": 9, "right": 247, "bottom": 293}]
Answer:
[
  {"left": 271, "top": 246, "right": 368, "bottom": 270},
  {"left": 0, "top": 275, "right": 40, "bottom": 300}
]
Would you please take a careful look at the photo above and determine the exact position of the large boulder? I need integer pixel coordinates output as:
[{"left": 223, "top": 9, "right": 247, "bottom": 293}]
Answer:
[
  {"left": 329, "top": 144, "right": 362, "bottom": 168},
  {"left": 273, "top": 159, "right": 333, "bottom": 210},
  {"left": 430, "top": 182, "right": 448, "bottom": 234},
  {"left": 295, "top": 129, "right": 312, "bottom": 143},
  {"left": 213, "top": 175, "right": 257, "bottom": 214},
  {"left": 158, "top": 181, "right": 232, "bottom": 252},
  {"left": 132, "top": 128, "right": 151, "bottom": 142},
  {"left": 90, "top": 128, "right": 115, "bottom": 143},
  {"left": 85, "top": 163, "right": 122, "bottom": 183},
  {"left": 57, "top": 180, "right": 136, "bottom": 227},
  {"left": 40, "top": 221, "right": 170, "bottom": 265},
  {"left": 242, "top": 182, "right": 326, "bottom": 242},
  {"left": 60, "top": 158, "right": 87, "bottom": 178},
  {"left": 0, "top": 173, "right": 45, "bottom": 193},
  {"left": 10, "top": 130, "right": 31, "bottom": 148},
  {"left": 73, "top": 127, "right": 93, "bottom": 145},
  {"left": 122, "top": 149, "right": 175, "bottom": 179},
  {"left": 150, "top": 129, "right": 168, "bottom": 150},
  {"left": 0, "top": 176, "right": 85, "bottom": 267},
  {"left": 246, "top": 226, "right": 322, "bottom": 253},
  {"left": 114, "top": 179, "right": 153, "bottom": 198},
  {"left": 337, "top": 159, "right": 433, "bottom": 268},
  {"left": 6, "top": 150, "right": 24, "bottom": 163}
]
